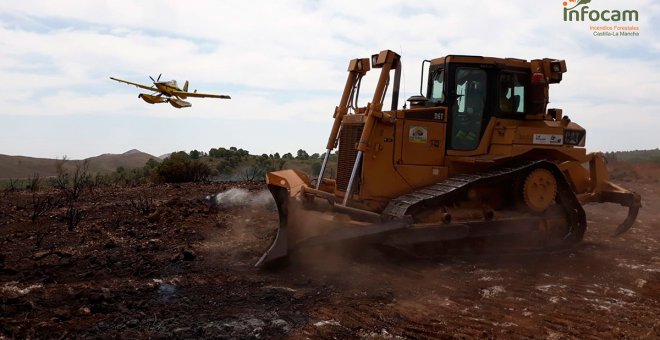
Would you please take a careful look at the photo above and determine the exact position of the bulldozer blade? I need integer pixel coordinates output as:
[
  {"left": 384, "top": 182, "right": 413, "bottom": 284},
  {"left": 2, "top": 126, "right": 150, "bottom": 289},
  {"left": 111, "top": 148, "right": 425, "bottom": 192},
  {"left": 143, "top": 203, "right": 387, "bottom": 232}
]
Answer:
[
  {"left": 256, "top": 183, "right": 412, "bottom": 267},
  {"left": 255, "top": 185, "right": 290, "bottom": 268},
  {"left": 255, "top": 225, "right": 288, "bottom": 267}
]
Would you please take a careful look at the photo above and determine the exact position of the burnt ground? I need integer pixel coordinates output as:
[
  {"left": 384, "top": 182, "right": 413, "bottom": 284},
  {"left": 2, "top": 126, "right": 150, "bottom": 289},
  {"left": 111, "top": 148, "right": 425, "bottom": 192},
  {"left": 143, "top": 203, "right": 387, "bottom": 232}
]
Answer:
[{"left": 0, "top": 173, "right": 658, "bottom": 339}]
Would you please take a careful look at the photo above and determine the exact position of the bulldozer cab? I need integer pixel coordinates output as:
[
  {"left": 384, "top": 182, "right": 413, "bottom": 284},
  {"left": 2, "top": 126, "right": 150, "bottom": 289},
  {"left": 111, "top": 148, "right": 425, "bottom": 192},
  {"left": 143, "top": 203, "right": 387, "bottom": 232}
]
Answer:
[{"left": 424, "top": 57, "right": 534, "bottom": 151}]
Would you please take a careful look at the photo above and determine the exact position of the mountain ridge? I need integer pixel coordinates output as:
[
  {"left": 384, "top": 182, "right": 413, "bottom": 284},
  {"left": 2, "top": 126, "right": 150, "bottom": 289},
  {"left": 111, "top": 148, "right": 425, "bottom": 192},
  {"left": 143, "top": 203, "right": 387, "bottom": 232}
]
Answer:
[{"left": 0, "top": 150, "right": 158, "bottom": 179}]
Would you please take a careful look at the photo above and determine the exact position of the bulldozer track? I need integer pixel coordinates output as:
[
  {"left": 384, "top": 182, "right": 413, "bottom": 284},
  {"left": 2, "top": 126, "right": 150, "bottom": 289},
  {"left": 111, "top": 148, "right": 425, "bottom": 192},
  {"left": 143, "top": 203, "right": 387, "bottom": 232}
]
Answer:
[{"left": 382, "top": 160, "right": 587, "bottom": 245}]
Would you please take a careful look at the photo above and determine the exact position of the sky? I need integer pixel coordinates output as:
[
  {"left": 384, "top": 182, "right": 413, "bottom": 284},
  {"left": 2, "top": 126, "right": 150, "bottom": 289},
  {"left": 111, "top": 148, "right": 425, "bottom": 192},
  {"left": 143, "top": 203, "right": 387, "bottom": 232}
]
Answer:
[{"left": 0, "top": 0, "right": 659, "bottom": 159}]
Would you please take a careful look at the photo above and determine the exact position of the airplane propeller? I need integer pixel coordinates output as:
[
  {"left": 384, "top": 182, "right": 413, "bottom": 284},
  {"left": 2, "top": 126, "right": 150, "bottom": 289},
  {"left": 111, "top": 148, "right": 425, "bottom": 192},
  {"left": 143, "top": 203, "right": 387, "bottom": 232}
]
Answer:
[{"left": 149, "top": 73, "right": 162, "bottom": 83}]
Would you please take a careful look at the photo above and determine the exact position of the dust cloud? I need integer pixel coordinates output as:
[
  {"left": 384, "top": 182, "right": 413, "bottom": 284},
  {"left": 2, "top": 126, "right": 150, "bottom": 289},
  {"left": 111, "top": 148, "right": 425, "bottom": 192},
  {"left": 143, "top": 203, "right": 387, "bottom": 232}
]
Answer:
[{"left": 200, "top": 188, "right": 278, "bottom": 265}]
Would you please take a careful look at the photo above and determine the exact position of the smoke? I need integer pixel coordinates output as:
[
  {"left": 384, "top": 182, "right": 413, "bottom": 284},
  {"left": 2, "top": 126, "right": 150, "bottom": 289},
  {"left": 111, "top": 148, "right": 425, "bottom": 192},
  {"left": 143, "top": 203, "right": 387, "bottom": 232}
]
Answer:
[{"left": 206, "top": 188, "right": 274, "bottom": 209}]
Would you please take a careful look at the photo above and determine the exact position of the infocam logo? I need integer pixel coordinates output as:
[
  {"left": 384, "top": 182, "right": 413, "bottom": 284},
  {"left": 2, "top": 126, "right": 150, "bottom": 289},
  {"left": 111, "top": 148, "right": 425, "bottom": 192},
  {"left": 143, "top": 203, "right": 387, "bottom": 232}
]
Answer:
[{"left": 563, "top": 0, "right": 639, "bottom": 22}]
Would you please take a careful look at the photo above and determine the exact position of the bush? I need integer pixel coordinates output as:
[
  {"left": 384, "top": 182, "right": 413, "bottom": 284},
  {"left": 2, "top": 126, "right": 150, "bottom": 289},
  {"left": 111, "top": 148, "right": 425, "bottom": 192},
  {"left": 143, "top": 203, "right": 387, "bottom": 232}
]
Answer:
[
  {"left": 311, "top": 161, "right": 323, "bottom": 176},
  {"left": 189, "top": 149, "right": 202, "bottom": 159},
  {"left": 153, "top": 151, "right": 211, "bottom": 183},
  {"left": 188, "top": 159, "right": 212, "bottom": 182},
  {"left": 296, "top": 149, "right": 309, "bottom": 160},
  {"left": 56, "top": 159, "right": 91, "bottom": 231}
]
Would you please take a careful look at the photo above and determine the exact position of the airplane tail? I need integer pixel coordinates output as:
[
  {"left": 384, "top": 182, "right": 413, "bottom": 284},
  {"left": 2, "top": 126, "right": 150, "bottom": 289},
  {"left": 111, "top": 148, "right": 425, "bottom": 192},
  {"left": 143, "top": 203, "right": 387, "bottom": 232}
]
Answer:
[{"left": 183, "top": 80, "right": 189, "bottom": 92}]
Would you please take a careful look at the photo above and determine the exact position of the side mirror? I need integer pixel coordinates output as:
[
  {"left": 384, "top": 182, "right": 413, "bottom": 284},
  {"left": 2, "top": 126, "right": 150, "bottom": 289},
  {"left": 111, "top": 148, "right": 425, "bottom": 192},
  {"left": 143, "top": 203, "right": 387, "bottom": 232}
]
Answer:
[{"left": 419, "top": 60, "right": 431, "bottom": 96}]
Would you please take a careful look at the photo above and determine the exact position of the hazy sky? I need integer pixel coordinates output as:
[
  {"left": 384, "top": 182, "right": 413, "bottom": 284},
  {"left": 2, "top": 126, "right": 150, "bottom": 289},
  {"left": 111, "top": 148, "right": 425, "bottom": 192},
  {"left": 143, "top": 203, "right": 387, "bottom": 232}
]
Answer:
[{"left": 1, "top": 0, "right": 658, "bottom": 159}]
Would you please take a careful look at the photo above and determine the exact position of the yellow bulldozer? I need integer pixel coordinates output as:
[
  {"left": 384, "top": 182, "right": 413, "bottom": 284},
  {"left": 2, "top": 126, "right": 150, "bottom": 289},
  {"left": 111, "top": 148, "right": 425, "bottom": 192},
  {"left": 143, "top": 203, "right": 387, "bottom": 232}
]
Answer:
[{"left": 257, "top": 49, "right": 641, "bottom": 267}]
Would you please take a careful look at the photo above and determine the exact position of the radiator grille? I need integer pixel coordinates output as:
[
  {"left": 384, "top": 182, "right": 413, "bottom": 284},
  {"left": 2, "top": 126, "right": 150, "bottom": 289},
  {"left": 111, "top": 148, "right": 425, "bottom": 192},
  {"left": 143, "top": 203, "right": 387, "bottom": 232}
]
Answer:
[{"left": 336, "top": 123, "right": 363, "bottom": 192}]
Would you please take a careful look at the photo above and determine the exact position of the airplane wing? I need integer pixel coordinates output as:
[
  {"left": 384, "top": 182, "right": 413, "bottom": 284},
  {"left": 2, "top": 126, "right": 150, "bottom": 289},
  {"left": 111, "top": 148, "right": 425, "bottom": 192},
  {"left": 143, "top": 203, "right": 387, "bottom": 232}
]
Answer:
[
  {"left": 172, "top": 90, "right": 231, "bottom": 99},
  {"left": 109, "top": 77, "right": 155, "bottom": 91}
]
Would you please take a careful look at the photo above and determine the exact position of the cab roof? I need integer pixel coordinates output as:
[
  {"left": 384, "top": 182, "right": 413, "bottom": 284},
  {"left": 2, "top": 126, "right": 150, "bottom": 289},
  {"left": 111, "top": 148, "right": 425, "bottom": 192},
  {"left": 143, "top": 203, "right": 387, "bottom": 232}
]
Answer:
[{"left": 430, "top": 55, "right": 532, "bottom": 69}]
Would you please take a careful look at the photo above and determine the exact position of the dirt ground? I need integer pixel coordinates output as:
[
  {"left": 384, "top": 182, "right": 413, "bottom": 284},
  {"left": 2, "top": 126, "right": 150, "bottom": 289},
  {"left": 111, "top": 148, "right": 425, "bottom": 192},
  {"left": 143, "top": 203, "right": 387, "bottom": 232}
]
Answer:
[{"left": 1, "top": 172, "right": 658, "bottom": 339}]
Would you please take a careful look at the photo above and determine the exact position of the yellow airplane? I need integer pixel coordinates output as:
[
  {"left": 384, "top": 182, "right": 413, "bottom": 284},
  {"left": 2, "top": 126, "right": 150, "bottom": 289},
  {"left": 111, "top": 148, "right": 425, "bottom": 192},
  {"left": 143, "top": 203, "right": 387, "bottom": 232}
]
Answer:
[{"left": 110, "top": 74, "right": 230, "bottom": 108}]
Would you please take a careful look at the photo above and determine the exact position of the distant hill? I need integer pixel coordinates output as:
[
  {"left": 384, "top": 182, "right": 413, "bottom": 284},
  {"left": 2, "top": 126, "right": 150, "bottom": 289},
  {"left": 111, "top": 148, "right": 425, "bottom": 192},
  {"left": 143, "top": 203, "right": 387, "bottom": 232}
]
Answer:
[
  {"left": 85, "top": 150, "right": 158, "bottom": 173},
  {"left": 0, "top": 150, "right": 158, "bottom": 179}
]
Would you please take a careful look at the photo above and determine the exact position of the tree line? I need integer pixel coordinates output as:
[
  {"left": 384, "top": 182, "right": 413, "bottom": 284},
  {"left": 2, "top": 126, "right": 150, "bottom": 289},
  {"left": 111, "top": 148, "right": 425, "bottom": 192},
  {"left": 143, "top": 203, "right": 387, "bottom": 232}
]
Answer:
[
  {"left": 1, "top": 147, "right": 335, "bottom": 190},
  {"left": 144, "top": 147, "right": 332, "bottom": 184}
]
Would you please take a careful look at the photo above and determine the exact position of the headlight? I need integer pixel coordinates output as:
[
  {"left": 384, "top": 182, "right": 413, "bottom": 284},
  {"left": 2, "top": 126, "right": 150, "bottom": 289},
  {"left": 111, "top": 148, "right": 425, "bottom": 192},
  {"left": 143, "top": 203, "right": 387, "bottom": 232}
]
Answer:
[{"left": 564, "top": 130, "right": 585, "bottom": 146}]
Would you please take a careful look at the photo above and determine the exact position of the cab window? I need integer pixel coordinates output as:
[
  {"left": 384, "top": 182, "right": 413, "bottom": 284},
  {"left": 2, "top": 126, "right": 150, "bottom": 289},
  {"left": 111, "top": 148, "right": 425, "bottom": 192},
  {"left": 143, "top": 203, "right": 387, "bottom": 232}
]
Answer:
[
  {"left": 430, "top": 69, "right": 445, "bottom": 103},
  {"left": 498, "top": 72, "right": 527, "bottom": 113},
  {"left": 450, "top": 68, "right": 486, "bottom": 150}
]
